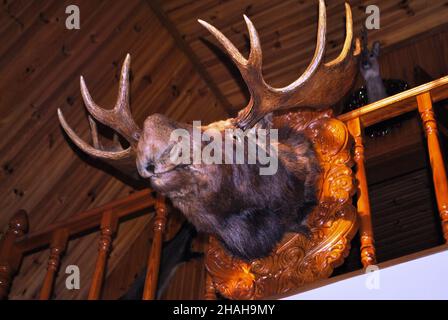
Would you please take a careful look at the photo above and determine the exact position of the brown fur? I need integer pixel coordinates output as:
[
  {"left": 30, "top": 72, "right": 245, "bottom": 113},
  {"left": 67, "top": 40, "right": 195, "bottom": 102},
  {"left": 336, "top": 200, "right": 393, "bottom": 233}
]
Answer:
[{"left": 136, "top": 113, "right": 320, "bottom": 260}]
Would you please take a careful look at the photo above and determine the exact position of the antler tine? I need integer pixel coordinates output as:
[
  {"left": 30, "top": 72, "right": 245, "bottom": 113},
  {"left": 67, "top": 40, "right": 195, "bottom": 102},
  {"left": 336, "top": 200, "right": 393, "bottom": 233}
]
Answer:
[
  {"left": 88, "top": 115, "right": 126, "bottom": 152},
  {"left": 326, "top": 2, "right": 353, "bottom": 67},
  {"left": 199, "top": 14, "right": 265, "bottom": 121},
  {"left": 80, "top": 54, "right": 141, "bottom": 145},
  {"left": 88, "top": 115, "right": 101, "bottom": 149},
  {"left": 80, "top": 76, "right": 107, "bottom": 127},
  {"left": 198, "top": 19, "right": 247, "bottom": 68},
  {"left": 243, "top": 15, "right": 262, "bottom": 69},
  {"left": 115, "top": 53, "right": 131, "bottom": 113},
  {"left": 198, "top": 14, "right": 263, "bottom": 71},
  {"left": 283, "top": 0, "right": 327, "bottom": 91},
  {"left": 57, "top": 109, "right": 132, "bottom": 160}
]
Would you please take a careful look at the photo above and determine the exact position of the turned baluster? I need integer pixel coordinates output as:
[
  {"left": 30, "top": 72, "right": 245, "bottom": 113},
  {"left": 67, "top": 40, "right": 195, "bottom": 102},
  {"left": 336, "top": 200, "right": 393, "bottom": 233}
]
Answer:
[
  {"left": 39, "top": 228, "right": 69, "bottom": 300},
  {"left": 347, "top": 117, "right": 377, "bottom": 268},
  {"left": 142, "top": 194, "right": 168, "bottom": 300},
  {"left": 417, "top": 92, "right": 448, "bottom": 242},
  {"left": 0, "top": 210, "right": 28, "bottom": 300},
  {"left": 88, "top": 210, "right": 118, "bottom": 300}
]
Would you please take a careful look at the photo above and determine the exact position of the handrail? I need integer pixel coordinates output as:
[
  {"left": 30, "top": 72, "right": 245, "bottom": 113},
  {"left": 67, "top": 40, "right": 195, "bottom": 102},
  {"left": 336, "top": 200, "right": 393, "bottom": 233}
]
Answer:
[
  {"left": 338, "top": 75, "right": 448, "bottom": 126},
  {"left": 16, "top": 189, "right": 156, "bottom": 253}
]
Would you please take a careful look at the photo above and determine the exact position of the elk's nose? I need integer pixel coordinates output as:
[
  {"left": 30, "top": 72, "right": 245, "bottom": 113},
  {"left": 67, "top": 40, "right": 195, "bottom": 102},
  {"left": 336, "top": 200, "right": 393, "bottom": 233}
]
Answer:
[
  {"left": 146, "top": 163, "right": 155, "bottom": 173},
  {"left": 137, "top": 157, "right": 155, "bottom": 178}
]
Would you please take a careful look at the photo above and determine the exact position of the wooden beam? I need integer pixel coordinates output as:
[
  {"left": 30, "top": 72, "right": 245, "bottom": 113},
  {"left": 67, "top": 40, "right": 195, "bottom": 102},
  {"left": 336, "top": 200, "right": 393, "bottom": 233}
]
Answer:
[{"left": 144, "top": 0, "right": 233, "bottom": 116}]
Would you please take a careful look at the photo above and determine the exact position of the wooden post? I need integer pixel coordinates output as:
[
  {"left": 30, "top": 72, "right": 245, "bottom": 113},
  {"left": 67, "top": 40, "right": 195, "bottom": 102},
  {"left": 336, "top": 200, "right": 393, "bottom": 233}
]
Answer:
[
  {"left": 347, "top": 117, "right": 377, "bottom": 268},
  {"left": 417, "top": 92, "right": 448, "bottom": 242},
  {"left": 88, "top": 210, "right": 118, "bottom": 300},
  {"left": 142, "top": 194, "right": 167, "bottom": 300},
  {"left": 0, "top": 210, "right": 28, "bottom": 300},
  {"left": 39, "top": 228, "right": 69, "bottom": 300}
]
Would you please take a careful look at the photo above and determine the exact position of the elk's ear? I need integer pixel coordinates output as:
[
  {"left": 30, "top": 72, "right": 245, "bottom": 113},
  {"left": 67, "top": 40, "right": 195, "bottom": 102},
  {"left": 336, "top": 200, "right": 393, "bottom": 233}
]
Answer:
[{"left": 372, "top": 41, "right": 381, "bottom": 57}]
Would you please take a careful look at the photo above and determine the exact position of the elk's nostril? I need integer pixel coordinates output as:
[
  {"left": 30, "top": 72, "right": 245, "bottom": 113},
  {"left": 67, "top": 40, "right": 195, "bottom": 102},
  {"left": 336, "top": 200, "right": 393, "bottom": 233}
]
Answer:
[{"left": 146, "top": 163, "right": 155, "bottom": 173}]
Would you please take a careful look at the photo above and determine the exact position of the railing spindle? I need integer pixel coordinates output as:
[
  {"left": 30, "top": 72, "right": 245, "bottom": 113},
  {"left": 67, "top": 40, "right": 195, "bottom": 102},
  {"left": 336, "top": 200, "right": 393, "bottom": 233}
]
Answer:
[
  {"left": 88, "top": 210, "right": 118, "bottom": 300},
  {"left": 39, "top": 228, "right": 69, "bottom": 300},
  {"left": 142, "top": 194, "right": 167, "bottom": 300},
  {"left": 417, "top": 92, "right": 448, "bottom": 242},
  {"left": 0, "top": 210, "right": 28, "bottom": 300},
  {"left": 347, "top": 117, "right": 377, "bottom": 268}
]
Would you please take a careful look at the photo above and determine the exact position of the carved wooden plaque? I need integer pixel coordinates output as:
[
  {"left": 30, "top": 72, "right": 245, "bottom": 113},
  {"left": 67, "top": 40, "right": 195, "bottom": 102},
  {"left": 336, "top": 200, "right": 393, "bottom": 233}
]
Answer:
[{"left": 205, "top": 109, "right": 357, "bottom": 299}]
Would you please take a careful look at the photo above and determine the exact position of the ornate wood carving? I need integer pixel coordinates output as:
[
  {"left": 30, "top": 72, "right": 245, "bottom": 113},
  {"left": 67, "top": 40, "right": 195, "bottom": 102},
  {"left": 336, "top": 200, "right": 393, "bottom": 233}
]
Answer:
[{"left": 205, "top": 110, "right": 358, "bottom": 299}]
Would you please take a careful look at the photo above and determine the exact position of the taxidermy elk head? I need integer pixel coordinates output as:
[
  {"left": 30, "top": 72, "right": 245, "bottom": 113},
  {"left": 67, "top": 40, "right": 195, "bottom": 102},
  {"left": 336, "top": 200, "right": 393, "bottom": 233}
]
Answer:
[{"left": 58, "top": 0, "right": 360, "bottom": 261}]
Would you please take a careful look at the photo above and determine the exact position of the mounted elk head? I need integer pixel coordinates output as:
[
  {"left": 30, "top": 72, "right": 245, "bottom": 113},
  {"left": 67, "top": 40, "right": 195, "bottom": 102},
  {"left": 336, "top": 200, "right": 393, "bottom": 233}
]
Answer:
[{"left": 58, "top": 0, "right": 360, "bottom": 261}]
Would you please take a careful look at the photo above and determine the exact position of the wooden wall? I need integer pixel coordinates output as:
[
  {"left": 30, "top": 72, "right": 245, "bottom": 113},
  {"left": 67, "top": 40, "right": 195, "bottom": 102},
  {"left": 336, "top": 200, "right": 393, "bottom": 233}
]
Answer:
[{"left": 0, "top": 0, "right": 227, "bottom": 299}]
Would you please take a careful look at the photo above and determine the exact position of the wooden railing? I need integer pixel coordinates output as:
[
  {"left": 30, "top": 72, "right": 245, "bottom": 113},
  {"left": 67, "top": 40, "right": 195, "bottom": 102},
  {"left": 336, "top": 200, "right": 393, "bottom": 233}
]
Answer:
[
  {"left": 340, "top": 75, "right": 448, "bottom": 268},
  {"left": 0, "top": 189, "right": 168, "bottom": 300},
  {"left": 1, "top": 76, "right": 447, "bottom": 300}
]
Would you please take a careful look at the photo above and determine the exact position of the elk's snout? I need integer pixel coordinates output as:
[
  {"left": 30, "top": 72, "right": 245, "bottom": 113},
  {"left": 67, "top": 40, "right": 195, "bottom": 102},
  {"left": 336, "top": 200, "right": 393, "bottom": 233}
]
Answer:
[
  {"left": 361, "top": 59, "right": 371, "bottom": 69},
  {"left": 137, "top": 155, "right": 154, "bottom": 178}
]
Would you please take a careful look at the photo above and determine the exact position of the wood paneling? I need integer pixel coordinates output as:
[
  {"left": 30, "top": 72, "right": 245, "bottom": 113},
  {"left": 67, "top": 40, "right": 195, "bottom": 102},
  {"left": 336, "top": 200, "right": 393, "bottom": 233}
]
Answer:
[{"left": 370, "top": 168, "right": 444, "bottom": 261}]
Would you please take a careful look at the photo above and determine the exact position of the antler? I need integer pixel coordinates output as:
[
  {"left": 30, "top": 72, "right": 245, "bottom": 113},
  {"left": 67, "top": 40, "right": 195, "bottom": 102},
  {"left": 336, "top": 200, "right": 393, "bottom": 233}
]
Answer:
[
  {"left": 199, "top": 0, "right": 361, "bottom": 129},
  {"left": 58, "top": 54, "right": 141, "bottom": 160}
]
